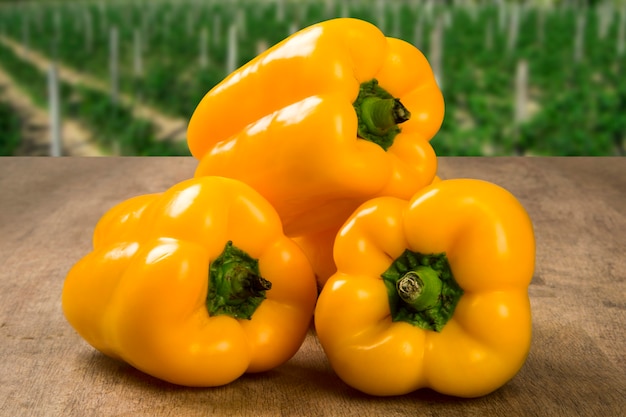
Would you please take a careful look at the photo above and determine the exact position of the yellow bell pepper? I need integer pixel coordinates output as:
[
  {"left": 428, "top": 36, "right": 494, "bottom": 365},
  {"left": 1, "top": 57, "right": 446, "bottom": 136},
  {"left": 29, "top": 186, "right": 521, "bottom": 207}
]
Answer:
[
  {"left": 62, "top": 177, "right": 317, "bottom": 387},
  {"left": 293, "top": 226, "right": 339, "bottom": 291},
  {"left": 295, "top": 173, "right": 446, "bottom": 289},
  {"left": 188, "top": 18, "right": 443, "bottom": 236},
  {"left": 314, "top": 179, "right": 535, "bottom": 397}
]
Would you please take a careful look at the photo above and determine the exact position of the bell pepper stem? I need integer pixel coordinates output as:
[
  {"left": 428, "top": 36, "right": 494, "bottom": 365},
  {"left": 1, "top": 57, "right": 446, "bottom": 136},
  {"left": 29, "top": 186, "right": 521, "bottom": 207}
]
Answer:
[
  {"left": 354, "top": 79, "right": 411, "bottom": 151},
  {"left": 396, "top": 267, "right": 443, "bottom": 312},
  {"left": 360, "top": 97, "right": 411, "bottom": 135},
  {"left": 206, "top": 241, "right": 272, "bottom": 320},
  {"left": 382, "top": 250, "right": 463, "bottom": 332}
]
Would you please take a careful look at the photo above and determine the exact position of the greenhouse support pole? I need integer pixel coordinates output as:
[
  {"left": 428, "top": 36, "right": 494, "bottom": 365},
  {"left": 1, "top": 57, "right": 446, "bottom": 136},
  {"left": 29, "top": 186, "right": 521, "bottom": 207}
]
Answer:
[
  {"left": 574, "top": 12, "right": 586, "bottom": 64},
  {"left": 514, "top": 59, "right": 529, "bottom": 125},
  {"left": 199, "top": 27, "right": 209, "bottom": 69},
  {"left": 430, "top": 13, "right": 443, "bottom": 90},
  {"left": 110, "top": 26, "right": 119, "bottom": 105},
  {"left": 506, "top": 4, "right": 519, "bottom": 56},
  {"left": 618, "top": 6, "right": 625, "bottom": 57},
  {"left": 48, "top": 64, "right": 62, "bottom": 157},
  {"left": 514, "top": 59, "right": 529, "bottom": 155},
  {"left": 537, "top": 7, "right": 545, "bottom": 49},
  {"left": 276, "top": 0, "right": 285, "bottom": 22},
  {"left": 256, "top": 39, "right": 268, "bottom": 57},
  {"left": 213, "top": 15, "right": 221, "bottom": 47},
  {"left": 485, "top": 19, "right": 493, "bottom": 51},
  {"left": 84, "top": 9, "right": 93, "bottom": 54},
  {"left": 376, "top": 0, "right": 386, "bottom": 34},
  {"left": 413, "top": 15, "right": 423, "bottom": 49},
  {"left": 133, "top": 28, "right": 143, "bottom": 77},
  {"left": 226, "top": 24, "right": 238, "bottom": 75}
]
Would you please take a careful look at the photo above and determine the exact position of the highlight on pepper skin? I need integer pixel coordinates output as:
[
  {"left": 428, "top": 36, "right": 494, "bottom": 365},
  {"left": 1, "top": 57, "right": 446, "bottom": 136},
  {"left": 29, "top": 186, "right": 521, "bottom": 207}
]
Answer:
[
  {"left": 62, "top": 176, "right": 318, "bottom": 387},
  {"left": 314, "top": 178, "right": 535, "bottom": 397},
  {"left": 188, "top": 18, "right": 443, "bottom": 237},
  {"left": 58, "top": 16, "right": 538, "bottom": 399}
]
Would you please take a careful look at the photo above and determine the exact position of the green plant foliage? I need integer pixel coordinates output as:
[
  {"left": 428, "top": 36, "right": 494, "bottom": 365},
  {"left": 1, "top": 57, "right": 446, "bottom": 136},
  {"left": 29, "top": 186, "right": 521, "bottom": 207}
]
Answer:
[
  {"left": 0, "top": 97, "right": 21, "bottom": 155},
  {"left": 0, "top": 43, "right": 190, "bottom": 156},
  {"left": 0, "top": 0, "right": 623, "bottom": 155}
]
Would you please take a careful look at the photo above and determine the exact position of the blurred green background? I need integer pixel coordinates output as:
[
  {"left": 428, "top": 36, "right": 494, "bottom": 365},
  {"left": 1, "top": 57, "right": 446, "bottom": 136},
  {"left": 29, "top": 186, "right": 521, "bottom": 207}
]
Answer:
[{"left": 0, "top": 0, "right": 624, "bottom": 156}]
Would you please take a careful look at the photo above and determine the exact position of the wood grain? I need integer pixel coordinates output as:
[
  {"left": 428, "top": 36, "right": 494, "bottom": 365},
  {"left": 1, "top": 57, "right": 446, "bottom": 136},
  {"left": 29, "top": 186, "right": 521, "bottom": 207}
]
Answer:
[{"left": 0, "top": 157, "right": 624, "bottom": 416}]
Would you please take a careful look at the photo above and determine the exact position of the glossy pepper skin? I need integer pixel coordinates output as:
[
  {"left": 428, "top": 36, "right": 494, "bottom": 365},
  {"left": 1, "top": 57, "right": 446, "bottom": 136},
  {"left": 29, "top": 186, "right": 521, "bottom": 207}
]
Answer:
[
  {"left": 314, "top": 179, "right": 535, "bottom": 397},
  {"left": 295, "top": 174, "right": 444, "bottom": 289},
  {"left": 188, "top": 18, "right": 443, "bottom": 236},
  {"left": 62, "top": 177, "right": 317, "bottom": 387}
]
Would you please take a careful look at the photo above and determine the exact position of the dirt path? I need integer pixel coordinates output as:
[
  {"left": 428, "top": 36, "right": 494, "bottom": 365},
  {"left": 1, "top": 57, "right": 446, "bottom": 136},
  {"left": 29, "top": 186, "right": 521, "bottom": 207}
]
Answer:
[
  {"left": 0, "top": 36, "right": 188, "bottom": 142},
  {"left": 0, "top": 65, "right": 104, "bottom": 156}
]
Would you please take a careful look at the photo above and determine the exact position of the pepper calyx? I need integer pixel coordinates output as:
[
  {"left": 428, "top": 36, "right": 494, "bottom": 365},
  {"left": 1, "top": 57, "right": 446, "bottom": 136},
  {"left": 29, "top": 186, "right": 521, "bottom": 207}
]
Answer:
[
  {"left": 353, "top": 79, "right": 411, "bottom": 151},
  {"left": 382, "top": 250, "right": 463, "bottom": 332},
  {"left": 206, "top": 241, "right": 271, "bottom": 320}
]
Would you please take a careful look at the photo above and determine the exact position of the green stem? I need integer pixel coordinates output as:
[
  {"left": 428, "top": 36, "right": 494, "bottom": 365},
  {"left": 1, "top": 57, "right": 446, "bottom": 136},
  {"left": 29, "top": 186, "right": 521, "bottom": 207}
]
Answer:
[
  {"left": 382, "top": 250, "right": 463, "bottom": 332},
  {"left": 206, "top": 241, "right": 271, "bottom": 320},
  {"left": 360, "top": 97, "right": 411, "bottom": 134},
  {"left": 396, "top": 267, "right": 443, "bottom": 312},
  {"left": 353, "top": 79, "right": 411, "bottom": 151}
]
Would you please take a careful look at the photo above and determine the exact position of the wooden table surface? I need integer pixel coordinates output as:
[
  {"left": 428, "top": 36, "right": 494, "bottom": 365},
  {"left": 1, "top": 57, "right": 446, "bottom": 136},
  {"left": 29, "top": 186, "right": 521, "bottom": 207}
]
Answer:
[{"left": 1, "top": 157, "right": 624, "bottom": 417}]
